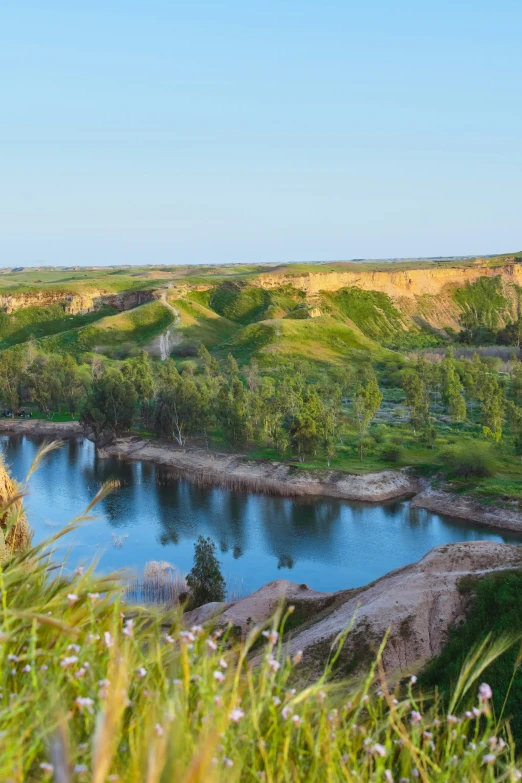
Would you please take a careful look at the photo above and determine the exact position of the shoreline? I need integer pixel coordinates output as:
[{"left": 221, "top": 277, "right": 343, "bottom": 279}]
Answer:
[{"left": 1, "top": 420, "right": 522, "bottom": 533}]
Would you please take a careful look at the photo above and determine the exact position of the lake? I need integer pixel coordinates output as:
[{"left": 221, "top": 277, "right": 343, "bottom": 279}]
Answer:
[{"left": 2, "top": 435, "right": 520, "bottom": 595}]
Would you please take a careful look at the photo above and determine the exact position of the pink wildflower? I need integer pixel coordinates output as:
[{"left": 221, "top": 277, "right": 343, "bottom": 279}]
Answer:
[
  {"left": 479, "top": 683, "right": 493, "bottom": 702},
  {"left": 213, "top": 670, "right": 225, "bottom": 684},
  {"left": 229, "top": 707, "right": 245, "bottom": 723},
  {"left": 136, "top": 666, "right": 147, "bottom": 679},
  {"left": 67, "top": 594, "right": 78, "bottom": 606}
]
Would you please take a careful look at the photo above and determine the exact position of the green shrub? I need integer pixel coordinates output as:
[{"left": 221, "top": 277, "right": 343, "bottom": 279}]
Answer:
[
  {"left": 186, "top": 535, "right": 226, "bottom": 606},
  {"left": 379, "top": 443, "right": 403, "bottom": 463},
  {"left": 443, "top": 441, "right": 496, "bottom": 478}
]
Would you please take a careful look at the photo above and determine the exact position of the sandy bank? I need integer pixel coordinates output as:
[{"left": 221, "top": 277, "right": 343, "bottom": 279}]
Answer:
[
  {"left": 98, "top": 436, "right": 418, "bottom": 502},
  {"left": 0, "top": 419, "right": 85, "bottom": 438},
  {"left": 412, "top": 486, "right": 522, "bottom": 534}
]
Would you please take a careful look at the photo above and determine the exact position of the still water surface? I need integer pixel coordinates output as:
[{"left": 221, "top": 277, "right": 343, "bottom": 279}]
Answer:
[{"left": 2, "top": 435, "right": 520, "bottom": 594}]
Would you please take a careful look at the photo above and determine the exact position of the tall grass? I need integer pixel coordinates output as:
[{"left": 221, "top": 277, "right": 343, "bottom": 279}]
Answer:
[{"left": 0, "top": 444, "right": 521, "bottom": 780}]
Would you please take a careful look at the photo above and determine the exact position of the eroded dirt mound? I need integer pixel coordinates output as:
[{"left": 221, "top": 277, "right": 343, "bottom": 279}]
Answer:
[{"left": 285, "top": 541, "right": 522, "bottom": 676}]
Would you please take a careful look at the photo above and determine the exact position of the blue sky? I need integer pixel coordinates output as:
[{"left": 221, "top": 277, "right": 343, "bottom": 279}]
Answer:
[{"left": 1, "top": 1, "right": 521, "bottom": 267}]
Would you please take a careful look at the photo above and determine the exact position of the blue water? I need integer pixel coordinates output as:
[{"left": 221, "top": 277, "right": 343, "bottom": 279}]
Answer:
[{"left": 2, "top": 435, "right": 520, "bottom": 594}]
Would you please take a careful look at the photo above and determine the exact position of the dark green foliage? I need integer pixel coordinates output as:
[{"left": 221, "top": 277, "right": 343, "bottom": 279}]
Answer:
[
  {"left": 379, "top": 443, "right": 403, "bottom": 463},
  {"left": 186, "top": 535, "right": 226, "bottom": 607},
  {"left": 421, "top": 569, "right": 522, "bottom": 744},
  {"left": 80, "top": 368, "right": 137, "bottom": 442}
]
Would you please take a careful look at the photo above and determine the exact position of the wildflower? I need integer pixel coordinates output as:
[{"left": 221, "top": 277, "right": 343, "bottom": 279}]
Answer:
[
  {"left": 292, "top": 650, "right": 303, "bottom": 665},
  {"left": 67, "top": 643, "right": 81, "bottom": 653},
  {"left": 385, "top": 772, "right": 393, "bottom": 783},
  {"left": 266, "top": 657, "right": 281, "bottom": 672},
  {"left": 472, "top": 707, "right": 481, "bottom": 718},
  {"left": 123, "top": 619, "right": 134, "bottom": 637},
  {"left": 40, "top": 763, "right": 54, "bottom": 775},
  {"left": 214, "top": 695, "right": 222, "bottom": 707},
  {"left": 154, "top": 723, "right": 164, "bottom": 737},
  {"left": 213, "top": 670, "right": 225, "bottom": 684},
  {"left": 206, "top": 638, "right": 217, "bottom": 651},
  {"left": 108, "top": 777, "right": 119, "bottom": 782},
  {"left": 88, "top": 593, "right": 100, "bottom": 603},
  {"left": 317, "top": 690, "right": 327, "bottom": 702},
  {"left": 75, "top": 697, "right": 94, "bottom": 713},
  {"left": 410, "top": 675, "right": 417, "bottom": 684},
  {"left": 40, "top": 665, "right": 48, "bottom": 672},
  {"left": 22, "top": 664, "right": 31, "bottom": 673},
  {"left": 273, "top": 696, "right": 281, "bottom": 706},
  {"left": 372, "top": 744, "right": 386, "bottom": 757},
  {"left": 229, "top": 707, "right": 244, "bottom": 723},
  {"left": 483, "top": 754, "right": 496, "bottom": 765},
  {"left": 447, "top": 715, "right": 459, "bottom": 724},
  {"left": 224, "top": 758, "right": 234, "bottom": 768},
  {"left": 7, "top": 654, "right": 18, "bottom": 662},
  {"left": 465, "top": 711, "right": 472, "bottom": 718},
  {"left": 165, "top": 634, "right": 174, "bottom": 644},
  {"left": 67, "top": 594, "right": 79, "bottom": 606},
  {"left": 104, "top": 632, "right": 114, "bottom": 649},
  {"left": 191, "top": 625, "right": 203, "bottom": 636},
  {"left": 173, "top": 679, "right": 182, "bottom": 687},
  {"left": 74, "top": 668, "right": 87, "bottom": 679},
  {"left": 479, "top": 682, "right": 493, "bottom": 702},
  {"left": 281, "top": 706, "right": 293, "bottom": 720},
  {"left": 410, "top": 711, "right": 422, "bottom": 724},
  {"left": 262, "top": 629, "right": 279, "bottom": 645},
  {"left": 60, "top": 656, "right": 79, "bottom": 668},
  {"left": 291, "top": 714, "right": 301, "bottom": 727},
  {"left": 180, "top": 631, "right": 195, "bottom": 644},
  {"left": 136, "top": 667, "right": 147, "bottom": 679},
  {"left": 73, "top": 765, "right": 88, "bottom": 775},
  {"left": 361, "top": 694, "right": 369, "bottom": 703}
]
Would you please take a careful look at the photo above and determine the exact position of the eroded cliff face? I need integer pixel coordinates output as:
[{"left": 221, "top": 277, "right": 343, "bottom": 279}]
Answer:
[
  {"left": 257, "top": 262, "right": 522, "bottom": 299},
  {"left": 0, "top": 288, "right": 158, "bottom": 315}
]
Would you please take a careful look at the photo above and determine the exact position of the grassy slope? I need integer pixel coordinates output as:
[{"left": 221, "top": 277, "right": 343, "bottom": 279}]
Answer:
[
  {"left": 41, "top": 301, "right": 177, "bottom": 359},
  {"left": 169, "top": 295, "right": 240, "bottom": 349},
  {"left": 0, "top": 305, "right": 118, "bottom": 349},
  {"left": 421, "top": 568, "right": 522, "bottom": 744}
]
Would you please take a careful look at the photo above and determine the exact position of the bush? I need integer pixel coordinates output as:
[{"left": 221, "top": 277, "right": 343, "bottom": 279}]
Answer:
[
  {"left": 443, "top": 441, "right": 496, "bottom": 478},
  {"left": 186, "top": 535, "right": 226, "bottom": 607},
  {"left": 379, "top": 443, "right": 403, "bottom": 463}
]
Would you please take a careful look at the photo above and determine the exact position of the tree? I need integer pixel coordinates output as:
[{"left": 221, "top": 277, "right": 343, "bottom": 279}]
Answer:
[
  {"left": 352, "top": 370, "right": 383, "bottom": 459},
  {"left": 154, "top": 374, "right": 202, "bottom": 446},
  {"left": 186, "top": 536, "right": 226, "bottom": 607},
  {"left": 401, "top": 367, "right": 429, "bottom": 434},
  {"left": 440, "top": 350, "right": 466, "bottom": 422},
  {"left": 217, "top": 377, "right": 253, "bottom": 448},
  {"left": 475, "top": 363, "right": 504, "bottom": 440},
  {"left": 0, "top": 350, "right": 25, "bottom": 411},
  {"left": 80, "top": 368, "right": 137, "bottom": 442},
  {"left": 122, "top": 351, "right": 154, "bottom": 403}
]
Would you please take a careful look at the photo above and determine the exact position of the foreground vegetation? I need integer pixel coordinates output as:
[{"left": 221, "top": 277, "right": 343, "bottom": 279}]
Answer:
[{"left": 1, "top": 501, "right": 522, "bottom": 780}]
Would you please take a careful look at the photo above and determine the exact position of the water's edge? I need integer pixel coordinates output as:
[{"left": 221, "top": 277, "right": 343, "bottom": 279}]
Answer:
[{"left": 1, "top": 420, "right": 521, "bottom": 534}]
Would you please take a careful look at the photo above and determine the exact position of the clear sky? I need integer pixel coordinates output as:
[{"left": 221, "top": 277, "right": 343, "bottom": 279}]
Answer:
[{"left": 1, "top": 1, "right": 521, "bottom": 267}]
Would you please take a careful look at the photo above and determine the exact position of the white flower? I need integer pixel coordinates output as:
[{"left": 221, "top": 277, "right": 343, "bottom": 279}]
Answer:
[
  {"left": 88, "top": 592, "right": 100, "bottom": 602},
  {"left": 22, "top": 664, "right": 31, "bottom": 673},
  {"left": 218, "top": 657, "right": 228, "bottom": 669},
  {"left": 291, "top": 714, "right": 301, "bottom": 726},
  {"left": 385, "top": 771, "right": 393, "bottom": 783},
  {"left": 292, "top": 650, "right": 303, "bottom": 665},
  {"left": 447, "top": 714, "right": 459, "bottom": 724},
  {"left": 104, "top": 632, "right": 113, "bottom": 649},
  {"left": 229, "top": 707, "right": 244, "bottom": 723},
  {"left": 180, "top": 631, "right": 195, "bottom": 644},
  {"left": 273, "top": 696, "right": 281, "bottom": 706},
  {"left": 67, "top": 644, "right": 81, "bottom": 653},
  {"left": 67, "top": 594, "right": 79, "bottom": 606},
  {"left": 165, "top": 634, "right": 174, "bottom": 644},
  {"left": 224, "top": 758, "right": 234, "bottom": 768},
  {"left": 60, "top": 656, "right": 79, "bottom": 669},
  {"left": 7, "top": 654, "right": 18, "bottom": 662},
  {"left": 281, "top": 706, "right": 293, "bottom": 720},
  {"left": 410, "top": 710, "right": 422, "bottom": 724},
  {"left": 123, "top": 619, "right": 134, "bottom": 637},
  {"left": 213, "top": 670, "right": 225, "bottom": 684},
  {"left": 154, "top": 723, "right": 164, "bottom": 737},
  {"left": 262, "top": 629, "right": 279, "bottom": 645},
  {"left": 483, "top": 754, "right": 496, "bottom": 765},
  {"left": 206, "top": 638, "right": 217, "bottom": 651},
  {"left": 73, "top": 765, "right": 88, "bottom": 775},
  {"left": 214, "top": 695, "right": 222, "bottom": 707},
  {"left": 75, "top": 697, "right": 94, "bottom": 712},
  {"left": 317, "top": 690, "right": 326, "bottom": 702},
  {"left": 479, "top": 682, "right": 493, "bottom": 702},
  {"left": 372, "top": 743, "right": 386, "bottom": 757},
  {"left": 410, "top": 675, "right": 417, "bottom": 684},
  {"left": 266, "top": 656, "right": 280, "bottom": 672},
  {"left": 191, "top": 625, "right": 203, "bottom": 636},
  {"left": 136, "top": 666, "right": 147, "bottom": 679},
  {"left": 40, "top": 763, "right": 54, "bottom": 775}
]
